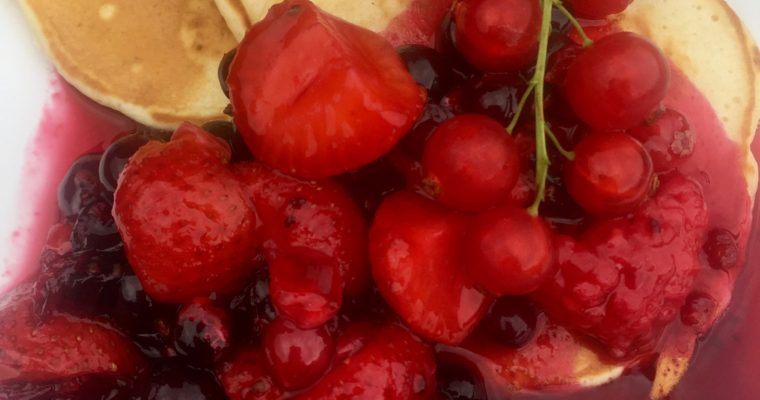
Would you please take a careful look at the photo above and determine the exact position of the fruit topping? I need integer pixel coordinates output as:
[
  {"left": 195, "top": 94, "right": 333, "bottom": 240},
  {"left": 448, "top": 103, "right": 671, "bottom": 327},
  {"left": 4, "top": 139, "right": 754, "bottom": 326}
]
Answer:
[
  {"left": 453, "top": 0, "right": 541, "bottom": 72},
  {"left": 422, "top": 114, "right": 521, "bottom": 212},
  {"left": 263, "top": 316, "right": 335, "bottom": 390},
  {"left": 98, "top": 133, "right": 150, "bottom": 192},
  {"left": 702, "top": 228, "right": 740, "bottom": 270},
  {"left": 370, "top": 192, "right": 491, "bottom": 344},
  {"left": 228, "top": 266, "right": 278, "bottom": 340},
  {"left": 564, "top": 132, "right": 655, "bottom": 217},
  {"left": 564, "top": 32, "right": 671, "bottom": 130},
  {"left": 467, "top": 207, "right": 556, "bottom": 296},
  {"left": 234, "top": 161, "right": 369, "bottom": 327},
  {"left": 0, "top": 285, "right": 142, "bottom": 383},
  {"left": 480, "top": 296, "right": 539, "bottom": 348},
  {"left": 137, "top": 363, "right": 227, "bottom": 400},
  {"left": 301, "top": 324, "right": 436, "bottom": 399},
  {"left": 58, "top": 154, "right": 109, "bottom": 220},
  {"left": 565, "top": 0, "right": 634, "bottom": 19},
  {"left": 228, "top": 0, "right": 426, "bottom": 178},
  {"left": 536, "top": 174, "right": 709, "bottom": 358},
  {"left": 460, "top": 74, "right": 526, "bottom": 126},
  {"left": 397, "top": 44, "right": 457, "bottom": 101},
  {"left": 217, "top": 346, "right": 284, "bottom": 400},
  {"left": 113, "top": 123, "right": 261, "bottom": 303},
  {"left": 174, "top": 297, "right": 232, "bottom": 365},
  {"left": 628, "top": 108, "right": 696, "bottom": 172}
]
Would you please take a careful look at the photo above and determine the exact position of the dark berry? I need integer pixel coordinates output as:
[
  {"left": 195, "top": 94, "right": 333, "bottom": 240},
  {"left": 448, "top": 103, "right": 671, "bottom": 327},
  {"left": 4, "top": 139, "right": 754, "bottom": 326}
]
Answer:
[
  {"left": 99, "top": 133, "right": 149, "bottom": 192},
  {"left": 397, "top": 45, "right": 456, "bottom": 100},
  {"left": 70, "top": 201, "right": 120, "bottom": 252},
  {"left": 460, "top": 74, "right": 525, "bottom": 126},
  {"left": 58, "top": 154, "right": 107, "bottom": 219},
  {"left": 174, "top": 298, "right": 232, "bottom": 365},
  {"left": 453, "top": 0, "right": 541, "bottom": 72},
  {"left": 436, "top": 362, "right": 487, "bottom": 400},
  {"left": 435, "top": 12, "right": 475, "bottom": 78},
  {"left": 483, "top": 297, "right": 537, "bottom": 347},
  {"left": 565, "top": 32, "right": 671, "bottom": 130},
  {"left": 422, "top": 114, "right": 521, "bottom": 212},
  {"left": 201, "top": 120, "right": 253, "bottom": 162},
  {"left": 681, "top": 291, "right": 717, "bottom": 333},
  {"left": 628, "top": 108, "right": 695, "bottom": 172},
  {"left": 263, "top": 317, "right": 335, "bottom": 390},
  {"left": 703, "top": 228, "right": 740, "bottom": 270},
  {"left": 139, "top": 364, "right": 226, "bottom": 400},
  {"left": 219, "top": 48, "right": 237, "bottom": 99},
  {"left": 467, "top": 208, "right": 555, "bottom": 296},
  {"left": 565, "top": 132, "right": 654, "bottom": 217},
  {"left": 229, "top": 266, "right": 277, "bottom": 340}
]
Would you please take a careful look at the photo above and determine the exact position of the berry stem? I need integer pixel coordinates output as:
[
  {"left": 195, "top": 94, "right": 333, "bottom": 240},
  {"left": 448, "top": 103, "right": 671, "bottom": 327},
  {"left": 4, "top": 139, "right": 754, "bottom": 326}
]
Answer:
[
  {"left": 507, "top": 81, "right": 536, "bottom": 134},
  {"left": 527, "top": 0, "right": 555, "bottom": 217},
  {"left": 553, "top": 0, "right": 593, "bottom": 47},
  {"left": 546, "top": 126, "right": 575, "bottom": 160}
]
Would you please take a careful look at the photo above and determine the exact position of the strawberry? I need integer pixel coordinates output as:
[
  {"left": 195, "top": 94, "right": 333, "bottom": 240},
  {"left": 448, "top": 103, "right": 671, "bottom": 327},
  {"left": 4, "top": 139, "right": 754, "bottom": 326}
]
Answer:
[
  {"left": 228, "top": 0, "right": 426, "bottom": 179},
  {"left": 113, "top": 123, "right": 261, "bottom": 303},
  {"left": 0, "top": 284, "right": 142, "bottom": 383},
  {"left": 301, "top": 324, "right": 436, "bottom": 399},
  {"left": 217, "top": 347, "right": 284, "bottom": 400},
  {"left": 370, "top": 192, "right": 492, "bottom": 344},
  {"left": 535, "top": 174, "right": 709, "bottom": 358},
  {"left": 234, "top": 162, "right": 370, "bottom": 328}
]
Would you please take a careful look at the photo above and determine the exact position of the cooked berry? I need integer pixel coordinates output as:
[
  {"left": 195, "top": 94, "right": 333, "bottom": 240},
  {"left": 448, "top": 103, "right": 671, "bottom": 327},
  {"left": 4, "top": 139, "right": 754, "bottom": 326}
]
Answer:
[
  {"left": 70, "top": 200, "right": 120, "bottom": 252},
  {"left": 681, "top": 291, "right": 717, "bottom": 333},
  {"left": 565, "top": 132, "right": 654, "bottom": 217},
  {"left": 58, "top": 154, "right": 107, "bottom": 220},
  {"left": 397, "top": 45, "right": 456, "bottom": 100},
  {"left": 436, "top": 362, "right": 487, "bottom": 400},
  {"left": 229, "top": 266, "right": 277, "bottom": 340},
  {"left": 139, "top": 364, "right": 226, "bottom": 400},
  {"left": 566, "top": 0, "right": 634, "bottom": 19},
  {"left": 218, "top": 48, "right": 237, "bottom": 99},
  {"left": 460, "top": 74, "right": 525, "bottom": 126},
  {"left": 422, "top": 114, "right": 521, "bottom": 212},
  {"left": 467, "top": 207, "right": 555, "bottom": 296},
  {"left": 703, "top": 228, "right": 740, "bottom": 270},
  {"left": 453, "top": 0, "right": 541, "bottom": 72},
  {"left": 216, "top": 346, "right": 285, "bottom": 400},
  {"left": 174, "top": 298, "right": 232, "bottom": 365},
  {"left": 99, "top": 133, "right": 150, "bottom": 192},
  {"left": 263, "top": 317, "right": 335, "bottom": 390},
  {"left": 200, "top": 120, "right": 253, "bottom": 162},
  {"left": 565, "top": 32, "right": 671, "bottom": 130},
  {"left": 628, "top": 108, "right": 695, "bottom": 172},
  {"left": 482, "top": 297, "right": 537, "bottom": 347}
]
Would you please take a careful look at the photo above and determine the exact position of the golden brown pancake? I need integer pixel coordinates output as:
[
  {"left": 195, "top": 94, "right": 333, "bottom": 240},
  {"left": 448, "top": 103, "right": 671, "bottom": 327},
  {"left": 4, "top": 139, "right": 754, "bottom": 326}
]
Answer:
[{"left": 20, "top": 0, "right": 237, "bottom": 129}]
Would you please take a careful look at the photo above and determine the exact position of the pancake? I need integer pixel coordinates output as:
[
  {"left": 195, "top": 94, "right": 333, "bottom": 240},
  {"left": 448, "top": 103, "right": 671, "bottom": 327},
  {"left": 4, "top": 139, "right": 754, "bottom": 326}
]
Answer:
[{"left": 20, "top": 0, "right": 236, "bottom": 129}]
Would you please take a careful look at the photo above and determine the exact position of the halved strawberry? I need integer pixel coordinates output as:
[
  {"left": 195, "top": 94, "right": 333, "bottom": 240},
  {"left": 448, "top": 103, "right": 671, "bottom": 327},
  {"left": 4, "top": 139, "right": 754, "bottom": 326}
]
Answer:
[
  {"left": 216, "top": 346, "right": 284, "bottom": 400},
  {"left": 234, "top": 161, "right": 369, "bottom": 327},
  {"left": 228, "top": 0, "right": 426, "bottom": 179},
  {"left": 301, "top": 324, "right": 436, "bottom": 399},
  {"left": 0, "top": 285, "right": 142, "bottom": 383},
  {"left": 370, "top": 192, "right": 492, "bottom": 344},
  {"left": 113, "top": 123, "right": 261, "bottom": 303}
]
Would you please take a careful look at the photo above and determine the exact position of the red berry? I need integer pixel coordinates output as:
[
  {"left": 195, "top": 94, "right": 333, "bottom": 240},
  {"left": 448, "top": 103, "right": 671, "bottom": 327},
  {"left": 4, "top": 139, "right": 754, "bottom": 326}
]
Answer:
[
  {"left": 565, "top": 0, "right": 634, "bottom": 19},
  {"left": 628, "top": 108, "right": 696, "bottom": 172},
  {"left": 536, "top": 174, "right": 709, "bottom": 358},
  {"left": 113, "top": 123, "right": 261, "bottom": 303},
  {"left": 482, "top": 297, "right": 538, "bottom": 347},
  {"left": 422, "top": 115, "right": 521, "bottom": 212},
  {"left": 453, "top": 0, "right": 541, "bottom": 72},
  {"left": 680, "top": 291, "right": 717, "bottom": 334},
  {"left": 565, "top": 32, "right": 671, "bottom": 130},
  {"left": 228, "top": 0, "right": 425, "bottom": 178},
  {"left": 565, "top": 132, "right": 654, "bottom": 217},
  {"left": 263, "top": 317, "right": 334, "bottom": 391},
  {"left": 467, "top": 208, "right": 555, "bottom": 296},
  {"left": 174, "top": 298, "right": 231, "bottom": 365},
  {"left": 370, "top": 192, "right": 492, "bottom": 344},
  {"left": 217, "top": 346, "right": 285, "bottom": 400},
  {"left": 702, "top": 228, "right": 740, "bottom": 270}
]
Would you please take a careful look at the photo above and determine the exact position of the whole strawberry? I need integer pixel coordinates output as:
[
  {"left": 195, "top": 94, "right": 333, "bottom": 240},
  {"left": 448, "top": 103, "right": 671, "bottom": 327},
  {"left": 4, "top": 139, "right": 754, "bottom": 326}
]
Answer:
[
  {"left": 535, "top": 174, "right": 709, "bottom": 358},
  {"left": 113, "top": 123, "right": 261, "bottom": 303}
]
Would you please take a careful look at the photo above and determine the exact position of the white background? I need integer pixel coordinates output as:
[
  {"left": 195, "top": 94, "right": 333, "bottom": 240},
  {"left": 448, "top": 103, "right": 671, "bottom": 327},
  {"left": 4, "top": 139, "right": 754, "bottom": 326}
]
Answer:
[{"left": 0, "top": 1, "right": 758, "bottom": 290}]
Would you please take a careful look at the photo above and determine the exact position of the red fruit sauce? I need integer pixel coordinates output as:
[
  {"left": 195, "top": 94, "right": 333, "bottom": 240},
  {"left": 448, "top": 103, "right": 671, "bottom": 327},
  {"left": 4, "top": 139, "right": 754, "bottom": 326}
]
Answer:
[{"left": 4, "top": 55, "right": 759, "bottom": 398}]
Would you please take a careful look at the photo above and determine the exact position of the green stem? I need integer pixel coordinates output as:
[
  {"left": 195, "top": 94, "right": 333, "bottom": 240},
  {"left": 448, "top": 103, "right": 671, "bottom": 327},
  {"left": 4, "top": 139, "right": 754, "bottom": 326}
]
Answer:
[
  {"left": 546, "top": 126, "right": 575, "bottom": 160},
  {"left": 507, "top": 81, "right": 536, "bottom": 134},
  {"left": 527, "top": 0, "right": 555, "bottom": 217},
  {"left": 553, "top": 0, "right": 593, "bottom": 47}
]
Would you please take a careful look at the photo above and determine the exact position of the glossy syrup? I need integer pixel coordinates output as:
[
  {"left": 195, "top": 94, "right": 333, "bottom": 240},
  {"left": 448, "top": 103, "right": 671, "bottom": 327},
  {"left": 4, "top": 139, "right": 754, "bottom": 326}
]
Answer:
[{"left": 8, "top": 64, "right": 760, "bottom": 399}]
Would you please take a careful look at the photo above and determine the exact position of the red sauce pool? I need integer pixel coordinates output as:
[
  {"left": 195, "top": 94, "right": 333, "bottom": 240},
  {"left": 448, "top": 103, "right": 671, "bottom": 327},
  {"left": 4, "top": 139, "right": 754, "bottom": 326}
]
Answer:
[{"left": 6, "top": 62, "right": 760, "bottom": 398}]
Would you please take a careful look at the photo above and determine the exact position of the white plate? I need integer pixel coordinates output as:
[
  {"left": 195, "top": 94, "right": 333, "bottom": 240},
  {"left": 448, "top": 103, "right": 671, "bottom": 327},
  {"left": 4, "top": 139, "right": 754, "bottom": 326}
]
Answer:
[{"left": 0, "top": 1, "right": 758, "bottom": 288}]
